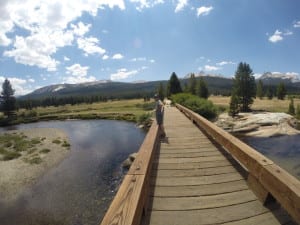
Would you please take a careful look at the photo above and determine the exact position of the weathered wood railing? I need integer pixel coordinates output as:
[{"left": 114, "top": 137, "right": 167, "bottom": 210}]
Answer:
[
  {"left": 100, "top": 122, "right": 159, "bottom": 225},
  {"left": 176, "top": 103, "right": 300, "bottom": 224}
]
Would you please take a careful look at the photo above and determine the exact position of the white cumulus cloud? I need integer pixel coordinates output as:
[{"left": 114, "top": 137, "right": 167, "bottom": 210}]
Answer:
[
  {"left": 268, "top": 30, "right": 283, "bottom": 43},
  {"left": 112, "top": 53, "right": 124, "bottom": 59},
  {"left": 65, "top": 63, "right": 96, "bottom": 83},
  {"left": 129, "top": 0, "right": 164, "bottom": 11},
  {"left": 0, "top": 76, "right": 33, "bottom": 96},
  {"left": 77, "top": 37, "right": 106, "bottom": 56},
  {"left": 197, "top": 6, "right": 213, "bottom": 17},
  {"left": 268, "top": 29, "right": 293, "bottom": 43},
  {"left": 175, "top": 0, "right": 188, "bottom": 13},
  {"left": 110, "top": 68, "right": 138, "bottom": 80},
  {"left": 1, "top": 0, "right": 125, "bottom": 71}
]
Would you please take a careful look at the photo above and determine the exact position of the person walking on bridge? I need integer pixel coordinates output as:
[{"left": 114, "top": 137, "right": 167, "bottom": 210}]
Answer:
[{"left": 154, "top": 94, "right": 166, "bottom": 139}]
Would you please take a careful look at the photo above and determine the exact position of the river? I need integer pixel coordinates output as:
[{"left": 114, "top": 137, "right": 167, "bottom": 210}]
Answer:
[
  {"left": 0, "top": 120, "right": 146, "bottom": 225},
  {"left": 242, "top": 135, "right": 300, "bottom": 180}
]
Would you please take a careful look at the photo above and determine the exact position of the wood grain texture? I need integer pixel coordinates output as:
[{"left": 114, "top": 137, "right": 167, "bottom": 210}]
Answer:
[
  {"left": 175, "top": 104, "right": 300, "bottom": 225},
  {"left": 142, "top": 106, "right": 296, "bottom": 225}
]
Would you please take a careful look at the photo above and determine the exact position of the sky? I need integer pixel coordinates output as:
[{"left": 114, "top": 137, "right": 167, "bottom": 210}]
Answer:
[{"left": 0, "top": 0, "right": 300, "bottom": 96}]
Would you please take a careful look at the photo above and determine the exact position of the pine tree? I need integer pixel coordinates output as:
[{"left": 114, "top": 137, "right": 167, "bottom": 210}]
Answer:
[
  {"left": 229, "top": 92, "right": 239, "bottom": 117},
  {"left": 189, "top": 73, "right": 197, "bottom": 95},
  {"left": 296, "top": 104, "right": 300, "bottom": 119},
  {"left": 233, "top": 62, "right": 256, "bottom": 112},
  {"left": 256, "top": 80, "right": 264, "bottom": 99},
  {"left": 288, "top": 97, "right": 295, "bottom": 115},
  {"left": 266, "top": 86, "right": 273, "bottom": 100},
  {"left": 0, "top": 79, "right": 16, "bottom": 118},
  {"left": 196, "top": 77, "right": 209, "bottom": 99},
  {"left": 276, "top": 82, "right": 286, "bottom": 100},
  {"left": 167, "top": 72, "right": 182, "bottom": 96}
]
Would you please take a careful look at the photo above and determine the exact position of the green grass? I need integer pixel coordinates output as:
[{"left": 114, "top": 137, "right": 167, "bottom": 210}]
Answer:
[
  {"left": 62, "top": 140, "right": 70, "bottom": 148},
  {"left": 40, "top": 148, "right": 51, "bottom": 154},
  {"left": 24, "top": 156, "right": 42, "bottom": 164},
  {"left": 16, "top": 99, "right": 153, "bottom": 124},
  {"left": 0, "top": 133, "right": 47, "bottom": 161},
  {"left": 52, "top": 139, "right": 62, "bottom": 144}
]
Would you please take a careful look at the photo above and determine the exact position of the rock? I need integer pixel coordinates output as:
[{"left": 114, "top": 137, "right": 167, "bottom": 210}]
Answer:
[
  {"left": 215, "top": 112, "right": 300, "bottom": 137},
  {"left": 122, "top": 152, "right": 138, "bottom": 169},
  {"left": 129, "top": 153, "right": 138, "bottom": 161}
]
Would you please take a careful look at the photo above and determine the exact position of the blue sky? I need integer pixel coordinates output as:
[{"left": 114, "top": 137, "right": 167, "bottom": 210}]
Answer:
[{"left": 0, "top": 0, "right": 300, "bottom": 95}]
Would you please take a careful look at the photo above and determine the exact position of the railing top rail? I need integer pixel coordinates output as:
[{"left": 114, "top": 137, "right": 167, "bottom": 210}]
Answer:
[
  {"left": 100, "top": 122, "right": 159, "bottom": 225},
  {"left": 176, "top": 103, "right": 300, "bottom": 224}
]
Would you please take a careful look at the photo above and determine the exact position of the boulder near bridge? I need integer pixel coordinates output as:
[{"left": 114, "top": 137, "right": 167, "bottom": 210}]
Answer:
[{"left": 100, "top": 104, "right": 300, "bottom": 225}]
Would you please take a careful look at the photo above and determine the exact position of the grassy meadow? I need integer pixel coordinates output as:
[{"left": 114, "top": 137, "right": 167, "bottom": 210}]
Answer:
[
  {"left": 0, "top": 99, "right": 155, "bottom": 126},
  {"left": 209, "top": 96, "right": 300, "bottom": 113}
]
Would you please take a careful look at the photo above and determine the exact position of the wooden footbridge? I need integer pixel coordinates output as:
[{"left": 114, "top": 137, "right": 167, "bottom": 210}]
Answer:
[{"left": 100, "top": 105, "right": 300, "bottom": 225}]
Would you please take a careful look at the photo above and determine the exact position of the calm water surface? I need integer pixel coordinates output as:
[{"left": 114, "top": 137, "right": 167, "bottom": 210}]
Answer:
[
  {"left": 242, "top": 135, "right": 300, "bottom": 180},
  {"left": 0, "top": 120, "right": 145, "bottom": 225}
]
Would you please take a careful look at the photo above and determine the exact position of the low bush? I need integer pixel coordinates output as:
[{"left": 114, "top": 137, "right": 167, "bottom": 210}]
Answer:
[{"left": 171, "top": 93, "right": 217, "bottom": 120}]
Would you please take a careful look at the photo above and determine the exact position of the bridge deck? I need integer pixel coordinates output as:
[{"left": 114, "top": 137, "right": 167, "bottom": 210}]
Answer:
[{"left": 142, "top": 107, "right": 296, "bottom": 225}]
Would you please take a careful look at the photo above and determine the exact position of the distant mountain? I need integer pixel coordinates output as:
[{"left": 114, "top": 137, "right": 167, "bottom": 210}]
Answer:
[
  {"left": 258, "top": 72, "right": 300, "bottom": 84},
  {"left": 20, "top": 80, "right": 166, "bottom": 99},
  {"left": 20, "top": 72, "right": 300, "bottom": 100}
]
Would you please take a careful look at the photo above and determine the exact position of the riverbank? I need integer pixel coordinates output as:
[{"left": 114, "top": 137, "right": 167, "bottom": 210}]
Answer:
[
  {"left": 0, "top": 128, "right": 70, "bottom": 203},
  {"left": 215, "top": 112, "right": 300, "bottom": 137}
]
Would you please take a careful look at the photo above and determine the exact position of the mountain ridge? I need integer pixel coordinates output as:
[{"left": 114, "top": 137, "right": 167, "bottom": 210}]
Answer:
[{"left": 20, "top": 72, "right": 300, "bottom": 100}]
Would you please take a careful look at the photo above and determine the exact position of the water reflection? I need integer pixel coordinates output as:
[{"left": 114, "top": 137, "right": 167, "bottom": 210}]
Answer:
[
  {"left": 0, "top": 120, "right": 145, "bottom": 225},
  {"left": 242, "top": 135, "right": 300, "bottom": 180}
]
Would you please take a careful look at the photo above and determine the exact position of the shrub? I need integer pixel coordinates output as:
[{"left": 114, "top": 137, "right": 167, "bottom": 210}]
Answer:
[{"left": 171, "top": 93, "right": 217, "bottom": 120}]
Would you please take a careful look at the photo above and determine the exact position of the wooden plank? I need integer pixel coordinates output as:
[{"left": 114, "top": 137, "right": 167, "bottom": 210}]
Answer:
[
  {"left": 150, "top": 180, "right": 249, "bottom": 197},
  {"left": 221, "top": 208, "right": 294, "bottom": 225},
  {"left": 259, "top": 163, "right": 300, "bottom": 224},
  {"left": 145, "top": 200, "right": 275, "bottom": 225},
  {"left": 100, "top": 122, "right": 159, "bottom": 225},
  {"left": 151, "top": 166, "right": 237, "bottom": 177},
  {"left": 150, "top": 190, "right": 257, "bottom": 211},
  {"left": 100, "top": 175, "right": 146, "bottom": 225},
  {"left": 158, "top": 148, "right": 218, "bottom": 153},
  {"left": 154, "top": 151, "right": 224, "bottom": 158},
  {"left": 176, "top": 104, "right": 300, "bottom": 224},
  {"left": 154, "top": 155, "right": 228, "bottom": 164},
  {"left": 127, "top": 123, "right": 158, "bottom": 176},
  {"left": 153, "top": 160, "right": 232, "bottom": 170},
  {"left": 150, "top": 173, "right": 244, "bottom": 186}
]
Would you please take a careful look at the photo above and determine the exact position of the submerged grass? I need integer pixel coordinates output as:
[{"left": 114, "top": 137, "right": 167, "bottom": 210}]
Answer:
[{"left": 0, "top": 133, "right": 49, "bottom": 162}]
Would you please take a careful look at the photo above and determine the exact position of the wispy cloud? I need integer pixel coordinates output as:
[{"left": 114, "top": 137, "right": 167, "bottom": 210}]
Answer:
[
  {"left": 175, "top": 0, "right": 188, "bottom": 13},
  {"left": 293, "top": 21, "right": 300, "bottom": 28},
  {"left": 216, "top": 61, "right": 235, "bottom": 66},
  {"left": 204, "top": 65, "right": 220, "bottom": 71},
  {"left": 197, "top": 6, "right": 213, "bottom": 17}
]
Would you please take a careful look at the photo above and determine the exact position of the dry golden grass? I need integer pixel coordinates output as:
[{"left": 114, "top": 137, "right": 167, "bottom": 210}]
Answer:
[{"left": 209, "top": 96, "right": 300, "bottom": 113}]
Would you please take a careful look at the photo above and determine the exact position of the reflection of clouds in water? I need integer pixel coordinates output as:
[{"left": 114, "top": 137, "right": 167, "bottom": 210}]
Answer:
[{"left": 0, "top": 120, "right": 145, "bottom": 225}]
